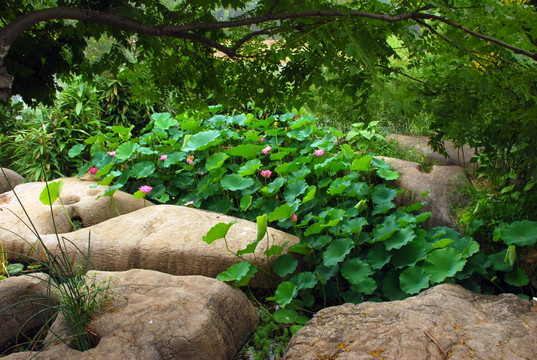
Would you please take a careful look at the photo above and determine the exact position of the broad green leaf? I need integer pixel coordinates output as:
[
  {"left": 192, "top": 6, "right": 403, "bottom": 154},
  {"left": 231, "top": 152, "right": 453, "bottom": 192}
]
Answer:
[
  {"left": 384, "top": 227, "right": 417, "bottom": 251},
  {"left": 163, "top": 151, "right": 186, "bottom": 166},
  {"left": 273, "top": 308, "right": 299, "bottom": 324},
  {"left": 292, "top": 272, "right": 318, "bottom": 290},
  {"left": 262, "top": 177, "right": 286, "bottom": 195},
  {"left": 501, "top": 220, "right": 537, "bottom": 247},
  {"left": 350, "top": 155, "right": 372, "bottom": 171},
  {"left": 220, "top": 174, "right": 255, "bottom": 191},
  {"left": 182, "top": 130, "right": 221, "bottom": 151},
  {"left": 225, "top": 144, "right": 265, "bottom": 159},
  {"left": 504, "top": 268, "right": 529, "bottom": 286},
  {"left": 216, "top": 261, "right": 257, "bottom": 286},
  {"left": 265, "top": 244, "right": 286, "bottom": 257},
  {"left": 423, "top": 247, "right": 466, "bottom": 284},
  {"left": 132, "top": 161, "right": 155, "bottom": 179},
  {"left": 152, "top": 113, "right": 178, "bottom": 130},
  {"left": 115, "top": 142, "right": 137, "bottom": 160},
  {"left": 68, "top": 144, "right": 85, "bottom": 158},
  {"left": 341, "top": 258, "right": 372, "bottom": 285},
  {"left": 327, "top": 178, "right": 351, "bottom": 195},
  {"left": 288, "top": 243, "right": 310, "bottom": 255},
  {"left": 39, "top": 180, "right": 64, "bottom": 205},
  {"left": 240, "top": 194, "right": 252, "bottom": 211},
  {"left": 283, "top": 181, "right": 309, "bottom": 203},
  {"left": 236, "top": 240, "right": 260, "bottom": 256},
  {"left": 239, "top": 159, "right": 262, "bottom": 176},
  {"left": 268, "top": 204, "right": 292, "bottom": 222},
  {"left": 323, "top": 238, "right": 354, "bottom": 266},
  {"left": 302, "top": 186, "right": 316, "bottom": 203},
  {"left": 377, "top": 168, "right": 400, "bottom": 180},
  {"left": 352, "top": 277, "right": 377, "bottom": 295},
  {"left": 381, "top": 269, "right": 409, "bottom": 301},
  {"left": 391, "top": 243, "right": 428, "bottom": 269},
  {"left": 257, "top": 214, "right": 267, "bottom": 241},
  {"left": 372, "top": 220, "right": 398, "bottom": 243},
  {"left": 273, "top": 254, "right": 298, "bottom": 277},
  {"left": 371, "top": 157, "right": 393, "bottom": 169},
  {"left": 202, "top": 221, "right": 237, "bottom": 244},
  {"left": 206, "top": 152, "right": 229, "bottom": 171},
  {"left": 372, "top": 184, "right": 398, "bottom": 204},
  {"left": 367, "top": 244, "right": 392, "bottom": 269},
  {"left": 400, "top": 267, "right": 430, "bottom": 294},
  {"left": 269, "top": 281, "right": 298, "bottom": 308}
]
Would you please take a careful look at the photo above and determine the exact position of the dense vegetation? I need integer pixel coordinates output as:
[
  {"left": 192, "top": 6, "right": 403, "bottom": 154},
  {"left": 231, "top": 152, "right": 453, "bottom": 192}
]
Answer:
[{"left": 1, "top": 0, "right": 537, "bottom": 358}]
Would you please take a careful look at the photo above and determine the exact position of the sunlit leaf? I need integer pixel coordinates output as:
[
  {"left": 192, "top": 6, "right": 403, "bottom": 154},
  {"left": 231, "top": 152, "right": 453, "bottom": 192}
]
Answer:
[
  {"left": 501, "top": 220, "right": 537, "bottom": 247},
  {"left": 423, "top": 247, "right": 466, "bottom": 284},
  {"left": 202, "top": 221, "right": 236, "bottom": 244}
]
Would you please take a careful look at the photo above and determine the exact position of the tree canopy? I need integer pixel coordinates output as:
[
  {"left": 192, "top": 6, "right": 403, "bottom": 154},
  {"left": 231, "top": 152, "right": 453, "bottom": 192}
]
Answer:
[{"left": 1, "top": 0, "right": 536, "bottom": 107}]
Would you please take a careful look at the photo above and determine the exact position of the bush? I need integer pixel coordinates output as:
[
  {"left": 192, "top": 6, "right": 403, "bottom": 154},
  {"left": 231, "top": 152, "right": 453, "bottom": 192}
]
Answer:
[{"left": 75, "top": 108, "right": 535, "bottom": 315}]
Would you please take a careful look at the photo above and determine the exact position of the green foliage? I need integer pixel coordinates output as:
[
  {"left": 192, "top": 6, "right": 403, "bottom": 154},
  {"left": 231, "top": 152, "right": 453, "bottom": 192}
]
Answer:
[
  {"left": 77, "top": 108, "right": 536, "bottom": 316},
  {"left": 0, "top": 172, "right": 115, "bottom": 354}
]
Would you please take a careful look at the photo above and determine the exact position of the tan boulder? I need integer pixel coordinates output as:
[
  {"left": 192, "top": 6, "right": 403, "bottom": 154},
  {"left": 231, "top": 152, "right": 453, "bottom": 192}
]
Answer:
[
  {"left": 380, "top": 157, "right": 470, "bottom": 228},
  {"left": 285, "top": 283, "right": 537, "bottom": 360},
  {"left": 386, "top": 134, "right": 477, "bottom": 168},
  {"left": 0, "top": 168, "right": 24, "bottom": 194},
  {"left": 5, "top": 205, "right": 300, "bottom": 288},
  {"left": 0, "top": 273, "right": 58, "bottom": 351},
  {"left": 0, "top": 177, "right": 152, "bottom": 259},
  {"left": 4, "top": 269, "right": 259, "bottom": 360}
]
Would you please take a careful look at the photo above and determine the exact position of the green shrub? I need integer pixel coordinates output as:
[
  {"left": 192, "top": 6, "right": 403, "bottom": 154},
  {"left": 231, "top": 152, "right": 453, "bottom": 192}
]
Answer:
[{"left": 75, "top": 109, "right": 534, "bottom": 314}]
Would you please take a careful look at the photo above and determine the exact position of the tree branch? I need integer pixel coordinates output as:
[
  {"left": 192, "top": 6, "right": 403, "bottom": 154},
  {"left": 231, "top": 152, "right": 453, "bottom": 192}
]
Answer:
[{"left": 1, "top": 5, "right": 536, "bottom": 102}]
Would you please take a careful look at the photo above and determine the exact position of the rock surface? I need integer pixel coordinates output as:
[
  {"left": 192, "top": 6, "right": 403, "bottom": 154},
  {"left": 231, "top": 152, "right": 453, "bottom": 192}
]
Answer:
[
  {"left": 0, "top": 177, "right": 151, "bottom": 259},
  {"left": 3, "top": 199, "right": 300, "bottom": 288},
  {"left": 387, "top": 134, "right": 476, "bottom": 168},
  {"left": 4, "top": 269, "right": 259, "bottom": 360},
  {"left": 0, "top": 168, "right": 24, "bottom": 194},
  {"left": 0, "top": 273, "right": 58, "bottom": 352},
  {"left": 380, "top": 157, "right": 470, "bottom": 228},
  {"left": 285, "top": 283, "right": 537, "bottom": 360}
]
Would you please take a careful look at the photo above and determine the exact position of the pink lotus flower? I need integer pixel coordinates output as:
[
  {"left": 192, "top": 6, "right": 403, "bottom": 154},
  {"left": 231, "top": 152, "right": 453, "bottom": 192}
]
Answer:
[
  {"left": 262, "top": 146, "right": 272, "bottom": 155},
  {"left": 259, "top": 137, "right": 265, "bottom": 142},
  {"left": 108, "top": 151, "right": 116, "bottom": 157},
  {"left": 186, "top": 155, "right": 194, "bottom": 165},
  {"left": 260, "top": 169, "right": 272, "bottom": 179},
  {"left": 159, "top": 154, "right": 168, "bottom": 161},
  {"left": 139, "top": 185, "right": 152, "bottom": 194},
  {"left": 314, "top": 149, "right": 325, "bottom": 157},
  {"left": 88, "top": 167, "right": 98, "bottom": 175},
  {"left": 291, "top": 214, "right": 298, "bottom": 222}
]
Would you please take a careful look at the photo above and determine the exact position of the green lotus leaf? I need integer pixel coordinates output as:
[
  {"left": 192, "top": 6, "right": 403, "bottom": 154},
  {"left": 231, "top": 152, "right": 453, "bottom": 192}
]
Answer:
[
  {"left": 423, "top": 247, "right": 466, "bottom": 284},
  {"left": 400, "top": 266, "right": 430, "bottom": 294},
  {"left": 501, "top": 220, "right": 537, "bottom": 247}
]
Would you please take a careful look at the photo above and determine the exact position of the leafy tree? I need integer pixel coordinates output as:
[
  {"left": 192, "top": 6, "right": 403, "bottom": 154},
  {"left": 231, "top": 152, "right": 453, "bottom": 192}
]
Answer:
[{"left": 1, "top": 0, "right": 536, "bottom": 109}]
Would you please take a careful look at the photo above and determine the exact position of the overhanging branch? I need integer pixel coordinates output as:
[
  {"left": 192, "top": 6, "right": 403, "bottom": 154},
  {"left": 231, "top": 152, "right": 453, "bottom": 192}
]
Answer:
[{"left": 1, "top": 5, "right": 536, "bottom": 102}]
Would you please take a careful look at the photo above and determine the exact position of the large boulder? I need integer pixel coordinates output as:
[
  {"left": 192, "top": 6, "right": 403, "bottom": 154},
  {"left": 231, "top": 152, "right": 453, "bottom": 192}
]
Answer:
[
  {"left": 386, "top": 134, "right": 476, "bottom": 168},
  {"left": 0, "top": 177, "right": 151, "bottom": 259},
  {"left": 0, "top": 273, "right": 58, "bottom": 352},
  {"left": 285, "top": 284, "right": 537, "bottom": 360},
  {"left": 4, "top": 269, "right": 259, "bottom": 360},
  {"left": 380, "top": 157, "right": 470, "bottom": 228},
  {"left": 0, "top": 168, "right": 24, "bottom": 194},
  {"left": 3, "top": 204, "right": 300, "bottom": 288}
]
